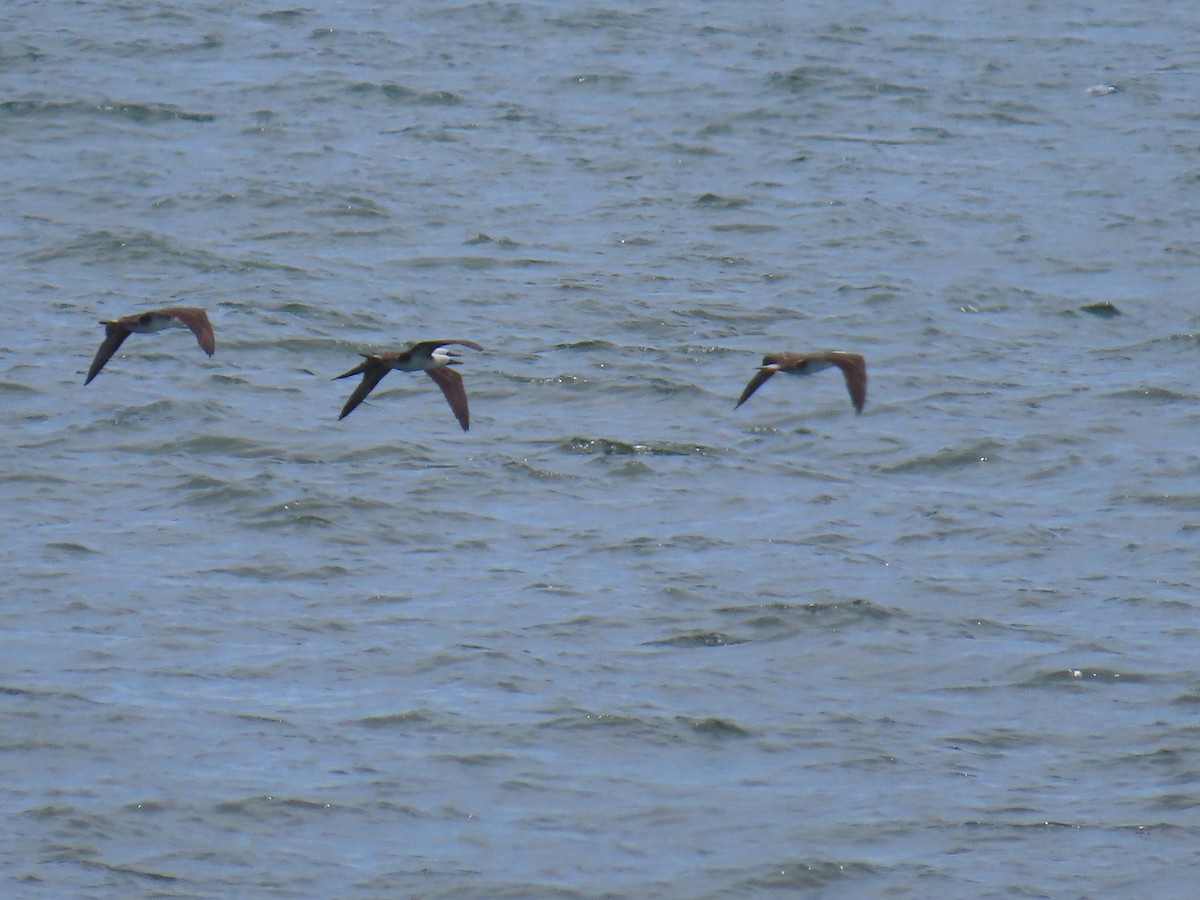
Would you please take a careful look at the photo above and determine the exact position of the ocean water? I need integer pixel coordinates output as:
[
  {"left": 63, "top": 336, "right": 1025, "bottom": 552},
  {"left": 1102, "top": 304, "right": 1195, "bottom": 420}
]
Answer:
[{"left": 3, "top": 1, "right": 1200, "bottom": 897}]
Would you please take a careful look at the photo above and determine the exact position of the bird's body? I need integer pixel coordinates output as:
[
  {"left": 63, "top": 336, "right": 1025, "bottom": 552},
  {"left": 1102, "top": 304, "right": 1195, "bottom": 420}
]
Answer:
[
  {"left": 334, "top": 339, "right": 484, "bottom": 430},
  {"left": 85, "top": 306, "right": 215, "bottom": 384},
  {"left": 736, "top": 351, "right": 867, "bottom": 413}
]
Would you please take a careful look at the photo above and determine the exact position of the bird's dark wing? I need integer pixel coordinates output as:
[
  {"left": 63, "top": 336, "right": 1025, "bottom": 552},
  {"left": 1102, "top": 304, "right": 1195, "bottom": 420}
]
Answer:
[
  {"left": 337, "top": 361, "right": 389, "bottom": 420},
  {"left": 831, "top": 353, "right": 867, "bottom": 413},
  {"left": 162, "top": 307, "right": 215, "bottom": 356},
  {"left": 735, "top": 367, "right": 777, "bottom": 408},
  {"left": 333, "top": 355, "right": 373, "bottom": 381},
  {"left": 426, "top": 366, "right": 470, "bottom": 431},
  {"left": 85, "top": 324, "right": 131, "bottom": 385}
]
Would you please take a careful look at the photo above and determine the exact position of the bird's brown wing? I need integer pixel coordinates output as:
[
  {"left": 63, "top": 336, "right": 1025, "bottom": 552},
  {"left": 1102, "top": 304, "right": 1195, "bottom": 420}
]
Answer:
[
  {"left": 735, "top": 367, "right": 777, "bottom": 408},
  {"left": 333, "top": 356, "right": 373, "bottom": 381},
  {"left": 830, "top": 353, "right": 867, "bottom": 413},
  {"left": 426, "top": 366, "right": 470, "bottom": 431},
  {"left": 84, "top": 324, "right": 131, "bottom": 385},
  {"left": 162, "top": 307, "right": 215, "bottom": 356},
  {"left": 337, "top": 361, "right": 389, "bottom": 420}
]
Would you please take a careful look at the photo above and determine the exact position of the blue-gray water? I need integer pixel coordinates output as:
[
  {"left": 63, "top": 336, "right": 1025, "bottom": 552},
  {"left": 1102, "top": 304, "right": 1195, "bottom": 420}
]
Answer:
[{"left": 3, "top": 2, "right": 1199, "bottom": 897}]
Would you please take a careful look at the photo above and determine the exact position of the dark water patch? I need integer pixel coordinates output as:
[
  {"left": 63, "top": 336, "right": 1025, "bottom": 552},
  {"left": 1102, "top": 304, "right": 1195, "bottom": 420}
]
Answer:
[
  {"left": 561, "top": 72, "right": 634, "bottom": 89},
  {"left": 803, "top": 130, "right": 940, "bottom": 145},
  {"left": 350, "top": 710, "right": 433, "bottom": 730},
  {"left": 502, "top": 372, "right": 592, "bottom": 389},
  {"left": 0, "top": 98, "right": 214, "bottom": 123},
  {"left": 291, "top": 618, "right": 352, "bottom": 634},
  {"left": 711, "top": 222, "right": 780, "bottom": 234},
  {"left": 1078, "top": 300, "right": 1121, "bottom": 317},
  {"left": 537, "top": 711, "right": 660, "bottom": 737},
  {"left": 1104, "top": 387, "right": 1190, "bottom": 405},
  {"left": 435, "top": 751, "right": 518, "bottom": 767},
  {"left": 671, "top": 302, "right": 808, "bottom": 325},
  {"left": 768, "top": 64, "right": 852, "bottom": 94},
  {"left": 1171, "top": 687, "right": 1200, "bottom": 706},
  {"left": 644, "top": 632, "right": 749, "bottom": 648},
  {"left": 236, "top": 335, "right": 344, "bottom": 354},
  {"left": 949, "top": 616, "right": 1022, "bottom": 638},
  {"left": 663, "top": 141, "right": 722, "bottom": 157},
  {"left": 526, "top": 583, "right": 585, "bottom": 598},
  {"left": 663, "top": 533, "right": 728, "bottom": 551},
  {"left": 204, "top": 562, "right": 352, "bottom": 581},
  {"left": 718, "top": 598, "right": 895, "bottom": 631},
  {"left": 946, "top": 727, "right": 1035, "bottom": 750},
  {"left": 361, "top": 593, "right": 413, "bottom": 606},
  {"left": 246, "top": 500, "right": 336, "bottom": 530},
  {"left": 257, "top": 8, "right": 306, "bottom": 24},
  {"left": 1024, "top": 667, "right": 1153, "bottom": 686},
  {"left": 1117, "top": 747, "right": 1189, "bottom": 771},
  {"left": 0, "top": 684, "right": 102, "bottom": 708},
  {"left": 30, "top": 229, "right": 235, "bottom": 272},
  {"left": 332, "top": 444, "right": 441, "bottom": 465},
  {"left": 950, "top": 106, "right": 1044, "bottom": 127},
  {"left": 502, "top": 459, "right": 579, "bottom": 481},
  {"left": 122, "top": 798, "right": 172, "bottom": 814},
  {"left": 550, "top": 339, "right": 620, "bottom": 352},
  {"left": 599, "top": 458, "right": 652, "bottom": 476},
  {"left": 1165, "top": 332, "right": 1200, "bottom": 345},
  {"left": 214, "top": 795, "right": 336, "bottom": 821},
  {"left": 43, "top": 541, "right": 99, "bottom": 554},
  {"left": 99, "top": 400, "right": 176, "bottom": 427},
  {"left": 1134, "top": 493, "right": 1200, "bottom": 511},
  {"left": 681, "top": 343, "right": 747, "bottom": 358},
  {"left": 695, "top": 193, "right": 748, "bottom": 209},
  {"left": 764, "top": 529, "right": 858, "bottom": 548},
  {"left": 547, "top": 4, "right": 648, "bottom": 28},
  {"left": 464, "top": 232, "right": 521, "bottom": 248},
  {"left": 175, "top": 478, "right": 260, "bottom": 507},
  {"left": 558, "top": 436, "right": 721, "bottom": 457},
  {"left": 233, "top": 713, "right": 294, "bottom": 726},
  {"left": 699, "top": 252, "right": 756, "bottom": 267},
  {"left": 678, "top": 716, "right": 752, "bottom": 738},
  {"left": 74, "top": 858, "right": 180, "bottom": 883},
  {"left": 743, "top": 857, "right": 879, "bottom": 891},
  {"left": 346, "top": 81, "right": 466, "bottom": 105},
  {"left": 313, "top": 196, "right": 390, "bottom": 218},
  {"left": 880, "top": 439, "right": 1002, "bottom": 473},
  {"left": 0, "top": 469, "right": 72, "bottom": 485},
  {"left": 210, "top": 373, "right": 253, "bottom": 388},
  {"left": 1153, "top": 793, "right": 1200, "bottom": 811},
  {"left": 606, "top": 376, "right": 707, "bottom": 398},
  {"left": 175, "top": 434, "right": 282, "bottom": 458},
  {"left": 399, "top": 254, "right": 555, "bottom": 270}
]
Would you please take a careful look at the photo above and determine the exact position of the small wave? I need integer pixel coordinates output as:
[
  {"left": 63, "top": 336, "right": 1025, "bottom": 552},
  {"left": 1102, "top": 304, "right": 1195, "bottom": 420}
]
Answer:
[
  {"left": 881, "top": 439, "right": 1001, "bottom": 473},
  {"left": 345, "top": 81, "right": 465, "bottom": 105},
  {"left": 694, "top": 193, "right": 748, "bottom": 209},
  {"left": 1104, "top": 387, "right": 1190, "bottom": 404},
  {"left": 1135, "top": 493, "right": 1200, "bottom": 511},
  {"left": 0, "top": 97, "right": 214, "bottom": 122},
  {"left": 742, "top": 858, "right": 879, "bottom": 891},
  {"left": 677, "top": 716, "right": 752, "bottom": 737},
  {"left": 558, "top": 436, "right": 721, "bottom": 457},
  {"left": 1024, "top": 667, "right": 1153, "bottom": 686},
  {"left": 644, "top": 632, "right": 749, "bottom": 648},
  {"left": 28, "top": 229, "right": 248, "bottom": 272}
]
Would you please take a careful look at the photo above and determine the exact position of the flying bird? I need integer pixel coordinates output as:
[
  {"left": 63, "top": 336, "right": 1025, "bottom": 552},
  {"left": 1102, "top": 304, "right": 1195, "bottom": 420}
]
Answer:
[
  {"left": 334, "top": 339, "right": 484, "bottom": 430},
  {"left": 85, "top": 306, "right": 215, "bottom": 384},
  {"left": 736, "top": 351, "right": 867, "bottom": 414}
]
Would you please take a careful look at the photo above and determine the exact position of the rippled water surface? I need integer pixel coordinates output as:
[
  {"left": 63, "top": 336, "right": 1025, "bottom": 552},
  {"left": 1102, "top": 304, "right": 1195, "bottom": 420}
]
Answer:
[{"left": 4, "top": 1, "right": 1200, "bottom": 897}]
